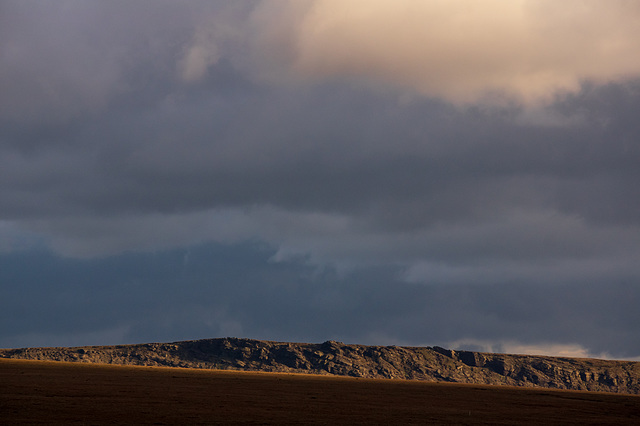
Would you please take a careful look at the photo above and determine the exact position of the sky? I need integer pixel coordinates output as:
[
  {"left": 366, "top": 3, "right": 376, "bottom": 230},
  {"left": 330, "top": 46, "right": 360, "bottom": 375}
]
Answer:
[{"left": 1, "top": 1, "right": 640, "bottom": 360}]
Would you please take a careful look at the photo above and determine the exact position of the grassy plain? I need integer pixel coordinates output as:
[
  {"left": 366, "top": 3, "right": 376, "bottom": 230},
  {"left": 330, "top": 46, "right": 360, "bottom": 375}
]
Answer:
[{"left": 1, "top": 358, "right": 639, "bottom": 425}]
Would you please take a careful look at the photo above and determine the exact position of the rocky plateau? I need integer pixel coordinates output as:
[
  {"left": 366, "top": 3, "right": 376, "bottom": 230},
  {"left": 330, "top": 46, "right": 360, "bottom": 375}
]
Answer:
[{"left": 2, "top": 337, "right": 639, "bottom": 394}]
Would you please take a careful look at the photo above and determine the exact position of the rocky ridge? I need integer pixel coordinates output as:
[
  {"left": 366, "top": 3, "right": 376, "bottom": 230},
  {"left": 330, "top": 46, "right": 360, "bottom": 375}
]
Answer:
[{"left": 2, "top": 337, "right": 639, "bottom": 394}]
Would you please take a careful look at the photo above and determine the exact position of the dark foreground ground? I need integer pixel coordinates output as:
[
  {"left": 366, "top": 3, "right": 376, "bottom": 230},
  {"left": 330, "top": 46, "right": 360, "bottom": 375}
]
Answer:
[{"left": 2, "top": 359, "right": 640, "bottom": 425}]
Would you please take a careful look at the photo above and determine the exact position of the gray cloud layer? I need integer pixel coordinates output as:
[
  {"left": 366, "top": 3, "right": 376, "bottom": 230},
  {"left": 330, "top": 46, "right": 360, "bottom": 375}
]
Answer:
[
  {"left": 2, "top": 243, "right": 639, "bottom": 359},
  {"left": 1, "top": 1, "right": 639, "bottom": 358}
]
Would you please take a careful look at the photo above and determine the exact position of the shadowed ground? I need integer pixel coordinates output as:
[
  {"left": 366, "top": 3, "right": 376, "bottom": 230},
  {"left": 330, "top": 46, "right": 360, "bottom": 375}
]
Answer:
[{"left": 1, "top": 359, "right": 639, "bottom": 425}]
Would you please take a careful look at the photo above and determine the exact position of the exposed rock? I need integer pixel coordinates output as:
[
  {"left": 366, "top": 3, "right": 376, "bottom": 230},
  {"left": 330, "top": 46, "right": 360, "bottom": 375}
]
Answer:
[{"left": 2, "top": 338, "right": 639, "bottom": 394}]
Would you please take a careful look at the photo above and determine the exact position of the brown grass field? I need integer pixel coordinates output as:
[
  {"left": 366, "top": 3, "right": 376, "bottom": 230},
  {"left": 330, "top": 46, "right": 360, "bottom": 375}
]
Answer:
[{"left": 1, "top": 358, "right": 639, "bottom": 425}]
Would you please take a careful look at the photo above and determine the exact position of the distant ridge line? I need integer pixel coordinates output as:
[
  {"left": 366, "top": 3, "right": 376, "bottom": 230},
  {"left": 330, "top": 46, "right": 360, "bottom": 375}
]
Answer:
[{"left": 2, "top": 337, "right": 640, "bottom": 394}]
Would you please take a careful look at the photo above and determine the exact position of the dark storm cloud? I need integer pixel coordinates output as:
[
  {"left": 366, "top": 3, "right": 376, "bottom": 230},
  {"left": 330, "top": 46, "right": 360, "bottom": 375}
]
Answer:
[
  {"left": 2, "top": 244, "right": 639, "bottom": 359},
  {"left": 1, "top": 1, "right": 640, "bottom": 358},
  {"left": 3, "top": 81, "right": 639, "bottom": 221},
  {"left": 3, "top": 79, "right": 639, "bottom": 270}
]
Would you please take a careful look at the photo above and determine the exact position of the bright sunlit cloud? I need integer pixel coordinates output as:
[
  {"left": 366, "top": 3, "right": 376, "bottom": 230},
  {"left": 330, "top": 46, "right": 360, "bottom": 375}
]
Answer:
[
  {"left": 446, "top": 339, "right": 640, "bottom": 361},
  {"left": 254, "top": 0, "right": 640, "bottom": 104}
]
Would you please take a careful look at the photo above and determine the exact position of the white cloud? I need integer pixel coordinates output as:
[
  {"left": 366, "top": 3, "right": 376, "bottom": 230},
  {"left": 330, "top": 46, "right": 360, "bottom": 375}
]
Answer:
[
  {"left": 446, "top": 338, "right": 640, "bottom": 361},
  {"left": 179, "top": 38, "right": 220, "bottom": 83}
]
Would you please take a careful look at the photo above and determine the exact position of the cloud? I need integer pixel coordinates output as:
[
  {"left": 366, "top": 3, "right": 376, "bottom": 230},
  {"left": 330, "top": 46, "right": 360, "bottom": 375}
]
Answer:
[
  {"left": 444, "top": 339, "right": 640, "bottom": 361},
  {"left": 177, "top": 4, "right": 253, "bottom": 83},
  {"left": 2, "top": 77, "right": 640, "bottom": 293},
  {"left": 179, "top": 30, "right": 221, "bottom": 83},
  {"left": 2, "top": 244, "right": 639, "bottom": 359},
  {"left": 253, "top": 0, "right": 640, "bottom": 104},
  {"left": 0, "top": 1, "right": 245, "bottom": 123},
  {"left": 1, "top": 2, "right": 639, "bottom": 359}
]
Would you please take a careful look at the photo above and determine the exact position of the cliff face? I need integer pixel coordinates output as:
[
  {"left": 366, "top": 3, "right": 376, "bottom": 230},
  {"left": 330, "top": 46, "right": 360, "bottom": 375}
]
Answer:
[{"left": 2, "top": 338, "right": 639, "bottom": 394}]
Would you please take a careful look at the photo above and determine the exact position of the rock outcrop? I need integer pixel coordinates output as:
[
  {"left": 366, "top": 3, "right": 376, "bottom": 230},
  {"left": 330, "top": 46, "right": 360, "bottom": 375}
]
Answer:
[{"left": 2, "top": 338, "right": 639, "bottom": 394}]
